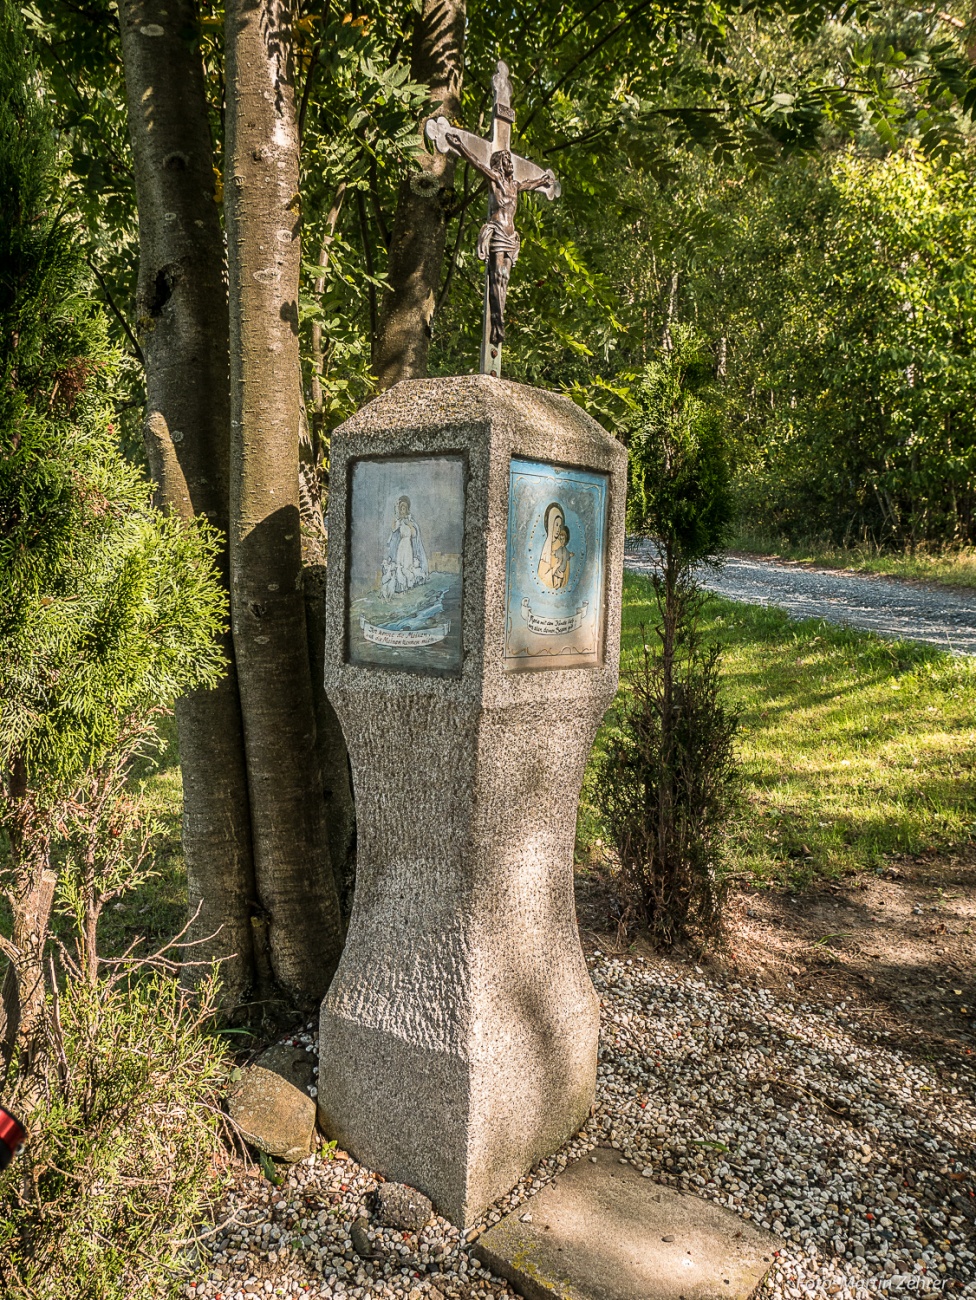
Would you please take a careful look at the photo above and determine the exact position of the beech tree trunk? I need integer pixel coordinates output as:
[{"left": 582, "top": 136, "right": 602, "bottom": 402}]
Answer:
[
  {"left": 118, "top": 0, "right": 259, "bottom": 1008},
  {"left": 373, "top": 0, "right": 466, "bottom": 389},
  {"left": 302, "top": 566, "right": 356, "bottom": 915},
  {"left": 225, "top": 0, "right": 344, "bottom": 1005}
]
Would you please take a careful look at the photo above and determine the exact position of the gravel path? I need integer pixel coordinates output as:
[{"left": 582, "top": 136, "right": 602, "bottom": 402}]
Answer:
[
  {"left": 625, "top": 544, "right": 976, "bottom": 655},
  {"left": 191, "top": 953, "right": 976, "bottom": 1300}
]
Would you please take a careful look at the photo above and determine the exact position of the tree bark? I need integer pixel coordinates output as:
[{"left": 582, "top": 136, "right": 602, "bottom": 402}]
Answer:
[
  {"left": 0, "top": 756, "right": 57, "bottom": 1098},
  {"left": 2, "top": 867, "right": 57, "bottom": 1099},
  {"left": 225, "top": 0, "right": 344, "bottom": 1006},
  {"left": 302, "top": 566, "right": 356, "bottom": 917},
  {"left": 372, "top": 0, "right": 466, "bottom": 389},
  {"left": 118, "top": 0, "right": 258, "bottom": 1009}
]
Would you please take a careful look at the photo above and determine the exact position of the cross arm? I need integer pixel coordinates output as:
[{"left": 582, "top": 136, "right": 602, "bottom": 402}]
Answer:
[
  {"left": 426, "top": 117, "right": 561, "bottom": 202},
  {"left": 426, "top": 119, "right": 495, "bottom": 176},
  {"left": 516, "top": 164, "right": 561, "bottom": 200}
]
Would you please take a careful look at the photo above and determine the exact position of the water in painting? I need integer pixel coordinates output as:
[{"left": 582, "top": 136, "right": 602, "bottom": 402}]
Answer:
[
  {"left": 347, "top": 455, "right": 465, "bottom": 673},
  {"left": 504, "top": 458, "right": 608, "bottom": 669}
]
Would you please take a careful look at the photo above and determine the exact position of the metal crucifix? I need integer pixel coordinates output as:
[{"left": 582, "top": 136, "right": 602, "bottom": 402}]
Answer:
[{"left": 426, "top": 61, "right": 561, "bottom": 378}]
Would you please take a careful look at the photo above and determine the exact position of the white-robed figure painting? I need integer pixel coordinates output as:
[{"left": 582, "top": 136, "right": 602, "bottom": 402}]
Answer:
[
  {"left": 348, "top": 456, "right": 465, "bottom": 674},
  {"left": 387, "top": 495, "right": 428, "bottom": 593}
]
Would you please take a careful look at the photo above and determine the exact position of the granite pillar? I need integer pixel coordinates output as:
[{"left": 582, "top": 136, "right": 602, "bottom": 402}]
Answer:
[{"left": 318, "top": 376, "right": 626, "bottom": 1226}]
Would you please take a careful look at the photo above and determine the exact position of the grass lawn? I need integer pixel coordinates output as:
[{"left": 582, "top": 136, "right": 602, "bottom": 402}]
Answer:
[
  {"left": 96, "top": 712, "right": 190, "bottom": 957},
  {"left": 69, "top": 567, "right": 976, "bottom": 963},
  {"left": 733, "top": 529, "right": 976, "bottom": 592},
  {"left": 577, "top": 571, "right": 976, "bottom": 888}
]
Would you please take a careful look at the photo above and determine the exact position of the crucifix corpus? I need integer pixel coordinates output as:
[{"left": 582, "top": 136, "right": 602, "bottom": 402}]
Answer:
[{"left": 426, "top": 61, "right": 561, "bottom": 378}]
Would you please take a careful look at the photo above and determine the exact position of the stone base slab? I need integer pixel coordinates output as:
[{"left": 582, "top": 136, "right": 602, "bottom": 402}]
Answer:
[{"left": 473, "top": 1147, "right": 777, "bottom": 1300}]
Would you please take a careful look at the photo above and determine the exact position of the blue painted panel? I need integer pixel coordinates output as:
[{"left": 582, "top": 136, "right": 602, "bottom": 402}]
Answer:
[
  {"left": 504, "top": 458, "right": 608, "bottom": 669},
  {"left": 347, "top": 455, "right": 465, "bottom": 673}
]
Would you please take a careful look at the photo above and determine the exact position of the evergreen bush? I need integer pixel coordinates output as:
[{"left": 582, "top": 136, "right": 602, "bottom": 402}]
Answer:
[
  {"left": 0, "top": 7, "right": 231, "bottom": 1294},
  {"left": 594, "top": 328, "right": 739, "bottom": 947}
]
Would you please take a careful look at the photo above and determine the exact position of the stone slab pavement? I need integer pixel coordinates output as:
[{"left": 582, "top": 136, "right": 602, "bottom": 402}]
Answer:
[
  {"left": 473, "top": 1146, "right": 776, "bottom": 1300},
  {"left": 625, "top": 544, "right": 976, "bottom": 656}
]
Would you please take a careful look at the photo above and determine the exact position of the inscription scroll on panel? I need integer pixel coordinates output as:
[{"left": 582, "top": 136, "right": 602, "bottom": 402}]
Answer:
[
  {"left": 347, "top": 455, "right": 465, "bottom": 673},
  {"left": 503, "top": 457, "right": 608, "bottom": 670}
]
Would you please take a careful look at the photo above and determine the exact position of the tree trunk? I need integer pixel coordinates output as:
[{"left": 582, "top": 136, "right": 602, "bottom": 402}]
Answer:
[
  {"left": 118, "top": 0, "right": 259, "bottom": 1010},
  {"left": 225, "top": 0, "right": 344, "bottom": 1006},
  {"left": 3, "top": 867, "right": 57, "bottom": 1098},
  {"left": 372, "top": 0, "right": 466, "bottom": 389},
  {"left": 0, "top": 765, "right": 57, "bottom": 1097},
  {"left": 302, "top": 565, "right": 356, "bottom": 917}
]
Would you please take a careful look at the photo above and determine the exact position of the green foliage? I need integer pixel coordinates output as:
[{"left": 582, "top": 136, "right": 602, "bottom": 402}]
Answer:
[
  {"left": 0, "top": 26, "right": 232, "bottom": 1296},
  {"left": 593, "top": 627, "right": 739, "bottom": 947},
  {"left": 626, "top": 328, "right": 736, "bottom": 563},
  {"left": 592, "top": 337, "right": 739, "bottom": 947},
  {"left": 0, "top": 973, "right": 229, "bottom": 1300},
  {"left": 0, "top": 3, "right": 226, "bottom": 800},
  {"left": 30, "top": 0, "right": 976, "bottom": 446},
  {"left": 298, "top": 13, "right": 429, "bottom": 424},
  {"left": 720, "top": 147, "right": 976, "bottom": 547}
]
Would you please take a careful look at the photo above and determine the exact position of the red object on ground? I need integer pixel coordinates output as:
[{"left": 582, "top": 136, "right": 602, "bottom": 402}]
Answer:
[{"left": 0, "top": 1107, "right": 25, "bottom": 1171}]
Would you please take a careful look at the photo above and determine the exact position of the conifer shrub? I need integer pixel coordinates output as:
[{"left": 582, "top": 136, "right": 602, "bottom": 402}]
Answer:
[
  {"left": 0, "top": 973, "right": 229, "bottom": 1300},
  {"left": 0, "top": 7, "right": 232, "bottom": 1294},
  {"left": 593, "top": 328, "right": 740, "bottom": 947}
]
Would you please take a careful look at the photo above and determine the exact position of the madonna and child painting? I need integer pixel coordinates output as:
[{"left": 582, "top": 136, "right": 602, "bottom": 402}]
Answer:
[
  {"left": 347, "top": 456, "right": 465, "bottom": 673},
  {"left": 536, "top": 501, "right": 573, "bottom": 591},
  {"left": 504, "top": 458, "right": 608, "bottom": 670}
]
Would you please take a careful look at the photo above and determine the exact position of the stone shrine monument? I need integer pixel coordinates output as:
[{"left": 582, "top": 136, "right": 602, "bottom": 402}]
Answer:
[{"left": 318, "top": 377, "right": 627, "bottom": 1225}]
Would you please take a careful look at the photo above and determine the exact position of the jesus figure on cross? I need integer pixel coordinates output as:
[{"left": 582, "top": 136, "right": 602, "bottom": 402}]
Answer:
[
  {"left": 444, "top": 133, "right": 556, "bottom": 346},
  {"left": 427, "top": 61, "right": 560, "bottom": 374}
]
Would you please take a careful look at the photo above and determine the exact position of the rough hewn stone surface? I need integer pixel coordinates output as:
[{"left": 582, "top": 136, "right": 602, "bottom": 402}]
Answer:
[
  {"left": 227, "top": 1065, "right": 316, "bottom": 1163},
  {"left": 318, "top": 376, "right": 627, "bottom": 1226},
  {"left": 472, "top": 1147, "right": 776, "bottom": 1300},
  {"left": 374, "top": 1181, "right": 435, "bottom": 1231},
  {"left": 255, "top": 1042, "right": 315, "bottom": 1094}
]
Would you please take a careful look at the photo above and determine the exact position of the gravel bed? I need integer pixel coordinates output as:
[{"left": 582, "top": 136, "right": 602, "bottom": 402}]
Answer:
[
  {"left": 625, "top": 543, "right": 976, "bottom": 655},
  {"left": 189, "top": 953, "right": 976, "bottom": 1300}
]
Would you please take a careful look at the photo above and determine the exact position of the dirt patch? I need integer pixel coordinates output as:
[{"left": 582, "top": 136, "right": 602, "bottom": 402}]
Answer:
[{"left": 574, "top": 852, "right": 976, "bottom": 1068}]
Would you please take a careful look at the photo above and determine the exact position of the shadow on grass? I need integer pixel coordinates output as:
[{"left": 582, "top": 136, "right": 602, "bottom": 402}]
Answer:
[{"left": 581, "top": 571, "right": 976, "bottom": 890}]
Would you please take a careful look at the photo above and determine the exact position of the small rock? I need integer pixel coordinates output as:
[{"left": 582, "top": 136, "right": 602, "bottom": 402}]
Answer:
[
  {"left": 227, "top": 1065, "right": 316, "bottom": 1162},
  {"left": 255, "top": 1042, "right": 315, "bottom": 1095},
  {"left": 350, "top": 1215, "right": 373, "bottom": 1259},
  {"left": 374, "top": 1181, "right": 434, "bottom": 1231}
]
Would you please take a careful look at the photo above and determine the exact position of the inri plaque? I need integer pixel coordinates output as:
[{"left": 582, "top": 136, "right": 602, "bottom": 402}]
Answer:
[
  {"left": 346, "top": 454, "right": 465, "bottom": 673},
  {"left": 503, "top": 457, "right": 608, "bottom": 669}
]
